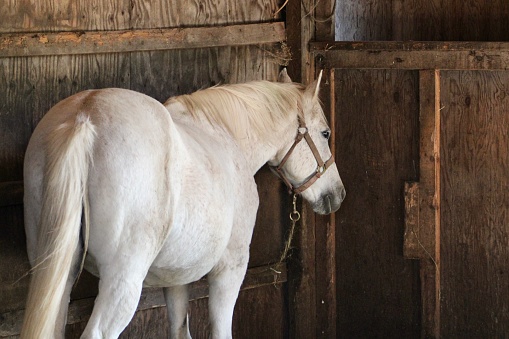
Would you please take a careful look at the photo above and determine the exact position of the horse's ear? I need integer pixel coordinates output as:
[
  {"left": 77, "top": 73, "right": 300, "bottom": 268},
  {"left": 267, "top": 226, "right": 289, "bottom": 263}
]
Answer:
[
  {"left": 305, "top": 70, "right": 323, "bottom": 101},
  {"left": 313, "top": 70, "right": 323, "bottom": 101},
  {"left": 278, "top": 68, "right": 292, "bottom": 83}
]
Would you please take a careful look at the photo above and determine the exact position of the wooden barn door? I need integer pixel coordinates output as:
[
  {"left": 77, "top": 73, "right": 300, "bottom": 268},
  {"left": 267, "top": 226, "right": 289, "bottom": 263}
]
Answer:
[{"left": 311, "top": 42, "right": 509, "bottom": 338}]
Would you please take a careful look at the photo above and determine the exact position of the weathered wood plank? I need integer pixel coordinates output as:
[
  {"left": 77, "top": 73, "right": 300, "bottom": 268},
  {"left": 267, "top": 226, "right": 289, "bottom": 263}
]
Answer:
[
  {"left": 403, "top": 181, "right": 420, "bottom": 258},
  {"left": 440, "top": 70, "right": 509, "bottom": 337},
  {"left": 311, "top": 41, "right": 509, "bottom": 71},
  {"left": 0, "top": 0, "right": 130, "bottom": 33},
  {"left": 335, "top": 0, "right": 392, "bottom": 40},
  {"left": 312, "top": 26, "right": 338, "bottom": 339},
  {"left": 314, "top": 68, "right": 336, "bottom": 339},
  {"left": 0, "top": 263, "right": 286, "bottom": 337},
  {"left": 286, "top": 1, "right": 318, "bottom": 338},
  {"left": 417, "top": 69, "right": 441, "bottom": 339},
  {"left": 287, "top": 199, "right": 316, "bottom": 339},
  {"left": 0, "top": 22, "right": 285, "bottom": 58},
  {"left": 130, "top": 0, "right": 281, "bottom": 29},
  {"left": 334, "top": 68, "right": 421, "bottom": 337},
  {"left": 335, "top": 0, "right": 509, "bottom": 41}
]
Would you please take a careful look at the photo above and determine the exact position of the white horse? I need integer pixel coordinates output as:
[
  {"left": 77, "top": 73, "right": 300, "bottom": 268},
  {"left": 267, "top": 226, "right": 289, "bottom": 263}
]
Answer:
[{"left": 21, "top": 69, "right": 345, "bottom": 339}]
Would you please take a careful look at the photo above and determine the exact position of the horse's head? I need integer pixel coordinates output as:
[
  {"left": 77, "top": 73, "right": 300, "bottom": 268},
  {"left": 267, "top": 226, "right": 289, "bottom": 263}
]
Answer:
[{"left": 270, "top": 69, "right": 346, "bottom": 215}]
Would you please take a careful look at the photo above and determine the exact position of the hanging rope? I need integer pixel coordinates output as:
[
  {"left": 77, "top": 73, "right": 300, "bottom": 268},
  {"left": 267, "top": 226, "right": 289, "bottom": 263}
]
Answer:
[{"left": 279, "top": 193, "right": 300, "bottom": 263}]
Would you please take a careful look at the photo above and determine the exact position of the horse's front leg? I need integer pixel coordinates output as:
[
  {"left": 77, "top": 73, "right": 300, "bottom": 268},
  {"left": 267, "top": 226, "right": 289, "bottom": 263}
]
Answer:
[
  {"left": 207, "top": 248, "right": 249, "bottom": 339},
  {"left": 164, "top": 285, "right": 191, "bottom": 339}
]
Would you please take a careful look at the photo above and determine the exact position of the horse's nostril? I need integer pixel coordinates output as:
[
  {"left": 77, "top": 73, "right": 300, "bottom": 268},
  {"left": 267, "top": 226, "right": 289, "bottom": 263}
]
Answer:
[{"left": 340, "top": 187, "right": 346, "bottom": 201}]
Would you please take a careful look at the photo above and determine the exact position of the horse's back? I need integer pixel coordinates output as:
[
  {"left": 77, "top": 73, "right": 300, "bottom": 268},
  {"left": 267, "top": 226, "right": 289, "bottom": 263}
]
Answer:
[{"left": 25, "top": 88, "right": 182, "bottom": 266}]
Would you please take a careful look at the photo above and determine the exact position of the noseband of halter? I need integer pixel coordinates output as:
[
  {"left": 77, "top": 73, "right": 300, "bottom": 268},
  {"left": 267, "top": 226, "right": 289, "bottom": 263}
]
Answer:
[{"left": 271, "top": 121, "right": 335, "bottom": 195}]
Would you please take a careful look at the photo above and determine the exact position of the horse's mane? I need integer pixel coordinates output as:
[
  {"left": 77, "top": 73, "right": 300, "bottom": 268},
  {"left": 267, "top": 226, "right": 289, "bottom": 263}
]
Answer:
[{"left": 168, "top": 81, "right": 306, "bottom": 142}]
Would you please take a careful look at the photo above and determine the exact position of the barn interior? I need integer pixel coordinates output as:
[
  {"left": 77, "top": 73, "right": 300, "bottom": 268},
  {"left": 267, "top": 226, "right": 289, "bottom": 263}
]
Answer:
[{"left": 1, "top": 0, "right": 509, "bottom": 337}]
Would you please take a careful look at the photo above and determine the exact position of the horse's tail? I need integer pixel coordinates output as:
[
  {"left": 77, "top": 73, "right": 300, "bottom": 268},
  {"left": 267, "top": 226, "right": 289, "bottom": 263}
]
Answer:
[{"left": 21, "top": 112, "right": 96, "bottom": 339}]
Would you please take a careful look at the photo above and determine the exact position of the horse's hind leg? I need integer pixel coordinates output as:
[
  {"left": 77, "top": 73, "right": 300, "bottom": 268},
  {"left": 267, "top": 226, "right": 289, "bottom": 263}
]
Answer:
[
  {"left": 164, "top": 285, "right": 191, "bottom": 339},
  {"left": 207, "top": 256, "right": 249, "bottom": 339},
  {"left": 80, "top": 265, "right": 147, "bottom": 338}
]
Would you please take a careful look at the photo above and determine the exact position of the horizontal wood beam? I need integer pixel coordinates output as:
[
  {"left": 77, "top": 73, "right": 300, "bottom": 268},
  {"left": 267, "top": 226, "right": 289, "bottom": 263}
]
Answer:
[
  {"left": 0, "top": 263, "right": 287, "bottom": 336},
  {"left": 0, "top": 22, "right": 286, "bottom": 58},
  {"left": 311, "top": 41, "right": 509, "bottom": 70}
]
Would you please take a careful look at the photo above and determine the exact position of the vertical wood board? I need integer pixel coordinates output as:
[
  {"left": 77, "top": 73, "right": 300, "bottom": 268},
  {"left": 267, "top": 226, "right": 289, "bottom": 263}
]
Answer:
[
  {"left": 313, "top": 68, "right": 336, "bottom": 338},
  {"left": 334, "top": 69, "right": 421, "bottom": 337},
  {"left": 440, "top": 70, "right": 509, "bottom": 337}
]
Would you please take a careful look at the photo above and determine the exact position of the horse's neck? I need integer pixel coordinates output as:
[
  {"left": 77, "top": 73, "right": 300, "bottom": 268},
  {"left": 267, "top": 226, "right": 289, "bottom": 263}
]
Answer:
[
  {"left": 237, "top": 123, "right": 295, "bottom": 175},
  {"left": 165, "top": 99, "right": 295, "bottom": 175}
]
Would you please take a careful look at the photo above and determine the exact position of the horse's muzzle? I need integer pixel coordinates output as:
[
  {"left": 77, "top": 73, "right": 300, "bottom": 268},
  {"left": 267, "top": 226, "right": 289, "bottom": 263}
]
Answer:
[{"left": 313, "top": 186, "right": 346, "bottom": 215}]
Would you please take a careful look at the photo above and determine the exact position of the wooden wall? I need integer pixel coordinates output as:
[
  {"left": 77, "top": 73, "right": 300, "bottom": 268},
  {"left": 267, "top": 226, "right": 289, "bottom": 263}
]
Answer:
[
  {"left": 336, "top": 0, "right": 509, "bottom": 41},
  {"left": 0, "top": 0, "right": 293, "bottom": 337},
  {"left": 312, "top": 42, "right": 509, "bottom": 338},
  {"left": 319, "top": 1, "right": 509, "bottom": 333},
  {"left": 330, "top": 1, "right": 509, "bottom": 337}
]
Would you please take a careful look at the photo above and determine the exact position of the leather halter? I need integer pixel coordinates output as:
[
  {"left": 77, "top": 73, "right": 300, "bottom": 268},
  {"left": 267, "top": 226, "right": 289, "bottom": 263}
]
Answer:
[{"left": 271, "top": 121, "right": 335, "bottom": 194}]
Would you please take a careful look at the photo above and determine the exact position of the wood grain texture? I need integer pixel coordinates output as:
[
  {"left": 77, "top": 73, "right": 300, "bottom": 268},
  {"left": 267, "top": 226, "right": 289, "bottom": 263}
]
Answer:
[
  {"left": 335, "top": 0, "right": 509, "bottom": 41},
  {"left": 130, "top": 0, "right": 281, "bottom": 29},
  {"left": 440, "top": 70, "right": 509, "bottom": 337},
  {"left": 287, "top": 202, "right": 316, "bottom": 339},
  {"left": 0, "top": 22, "right": 286, "bottom": 57},
  {"left": 312, "top": 41, "right": 509, "bottom": 71},
  {"left": 313, "top": 68, "right": 336, "bottom": 338},
  {"left": 335, "top": 0, "right": 393, "bottom": 41},
  {"left": 417, "top": 70, "right": 441, "bottom": 338},
  {"left": 0, "top": 0, "right": 130, "bottom": 33},
  {"left": 0, "top": 0, "right": 283, "bottom": 33},
  {"left": 403, "top": 182, "right": 420, "bottom": 258},
  {"left": 285, "top": 2, "right": 319, "bottom": 337},
  {"left": 334, "top": 69, "right": 421, "bottom": 337},
  {"left": 128, "top": 46, "right": 281, "bottom": 102}
]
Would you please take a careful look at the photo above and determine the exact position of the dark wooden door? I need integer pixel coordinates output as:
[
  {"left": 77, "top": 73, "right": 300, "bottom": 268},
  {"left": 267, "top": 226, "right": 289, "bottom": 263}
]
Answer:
[
  {"left": 311, "top": 42, "right": 509, "bottom": 338},
  {"left": 320, "top": 66, "right": 422, "bottom": 338}
]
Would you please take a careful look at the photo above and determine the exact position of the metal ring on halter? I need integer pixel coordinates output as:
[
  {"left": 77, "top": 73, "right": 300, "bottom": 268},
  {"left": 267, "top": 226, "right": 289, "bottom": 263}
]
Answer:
[{"left": 289, "top": 210, "right": 301, "bottom": 221}]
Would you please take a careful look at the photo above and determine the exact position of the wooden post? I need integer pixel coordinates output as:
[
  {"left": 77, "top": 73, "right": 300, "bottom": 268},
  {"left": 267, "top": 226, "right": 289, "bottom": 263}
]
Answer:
[
  {"left": 313, "top": 68, "right": 337, "bottom": 339},
  {"left": 313, "top": 2, "right": 336, "bottom": 336},
  {"left": 404, "top": 69, "right": 441, "bottom": 338},
  {"left": 286, "top": 0, "right": 337, "bottom": 337}
]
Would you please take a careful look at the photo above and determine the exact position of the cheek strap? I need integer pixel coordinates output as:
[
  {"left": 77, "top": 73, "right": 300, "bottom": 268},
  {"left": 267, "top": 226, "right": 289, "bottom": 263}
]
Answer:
[{"left": 270, "top": 123, "right": 335, "bottom": 195}]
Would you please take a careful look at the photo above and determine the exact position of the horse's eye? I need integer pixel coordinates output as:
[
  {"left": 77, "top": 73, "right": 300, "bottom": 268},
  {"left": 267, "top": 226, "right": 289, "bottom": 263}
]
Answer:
[{"left": 321, "top": 130, "right": 331, "bottom": 140}]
